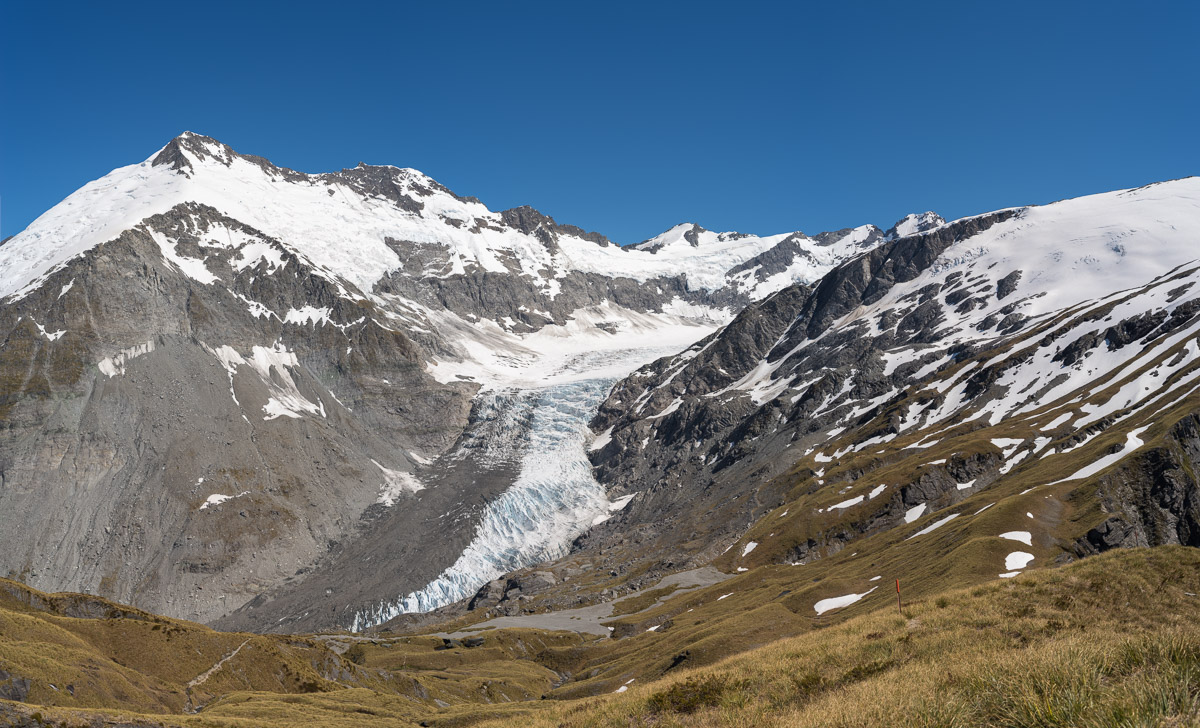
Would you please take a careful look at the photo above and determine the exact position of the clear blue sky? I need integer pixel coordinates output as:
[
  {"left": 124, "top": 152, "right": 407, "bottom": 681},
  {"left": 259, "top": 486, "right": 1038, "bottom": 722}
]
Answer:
[{"left": 2, "top": 1, "right": 1197, "bottom": 243}]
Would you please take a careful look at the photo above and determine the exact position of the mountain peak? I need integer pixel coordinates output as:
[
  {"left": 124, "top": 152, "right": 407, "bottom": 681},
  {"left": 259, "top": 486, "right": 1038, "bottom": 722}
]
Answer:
[
  {"left": 149, "top": 131, "right": 236, "bottom": 174},
  {"left": 885, "top": 211, "right": 946, "bottom": 240}
]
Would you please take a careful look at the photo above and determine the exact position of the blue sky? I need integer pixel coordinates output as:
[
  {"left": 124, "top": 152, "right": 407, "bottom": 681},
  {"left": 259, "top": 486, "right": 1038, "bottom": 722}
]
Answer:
[{"left": 2, "top": 1, "right": 1197, "bottom": 243}]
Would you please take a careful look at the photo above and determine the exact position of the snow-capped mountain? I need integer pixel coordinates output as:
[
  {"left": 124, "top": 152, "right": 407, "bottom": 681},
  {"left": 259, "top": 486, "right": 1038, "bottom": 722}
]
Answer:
[
  {"left": 580, "top": 178, "right": 1200, "bottom": 593},
  {"left": 0, "top": 132, "right": 894, "bottom": 628}
]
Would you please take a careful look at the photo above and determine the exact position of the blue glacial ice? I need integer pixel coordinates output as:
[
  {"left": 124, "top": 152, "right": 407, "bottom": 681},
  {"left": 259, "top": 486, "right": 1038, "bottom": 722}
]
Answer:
[{"left": 348, "top": 348, "right": 668, "bottom": 632}]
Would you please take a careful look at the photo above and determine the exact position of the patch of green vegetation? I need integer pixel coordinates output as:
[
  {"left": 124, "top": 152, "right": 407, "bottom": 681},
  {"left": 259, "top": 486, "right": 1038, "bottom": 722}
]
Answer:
[{"left": 646, "top": 674, "right": 735, "bottom": 714}]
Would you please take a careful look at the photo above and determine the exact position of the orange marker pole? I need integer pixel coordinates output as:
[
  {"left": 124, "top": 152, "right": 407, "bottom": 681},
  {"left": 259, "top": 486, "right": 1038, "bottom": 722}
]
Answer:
[{"left": 896, "top": 578, "right": 902, "bottom": 616}]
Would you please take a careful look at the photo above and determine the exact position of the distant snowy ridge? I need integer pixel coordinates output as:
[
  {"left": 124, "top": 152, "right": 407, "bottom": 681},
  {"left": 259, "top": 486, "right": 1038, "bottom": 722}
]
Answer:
[
  {"left": 1, "top": 131, "right": 900, "bottom": 306},
  {"left": 0, "top": 132, "right": 912, "bottom": 394}
]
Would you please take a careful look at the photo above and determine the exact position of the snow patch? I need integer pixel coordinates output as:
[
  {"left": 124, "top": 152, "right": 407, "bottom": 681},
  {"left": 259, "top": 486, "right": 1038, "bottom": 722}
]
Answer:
[
  {"left": 199, "top": 491, "right": 249, "bottom": 510},
  {"left": 98, "top": 340, "right": 155, "bottom": 377},
  {"left": 830, "top": 495, "right": 865, "bottom": 510},
  {"left": 999, "top": 531, "right": 1032, "bottom": 546},
  {"left": 814, "top": 586, "right": 878, "bottom": 615},
  {"left": 1005, "top": 551, "right": 1035, "bottom": 570},
  {"left": 907, "top": 513, "right": 959, "bottom": 539},
  {"left": 373, "top": 460, "right": 424, "bottom": 505}
]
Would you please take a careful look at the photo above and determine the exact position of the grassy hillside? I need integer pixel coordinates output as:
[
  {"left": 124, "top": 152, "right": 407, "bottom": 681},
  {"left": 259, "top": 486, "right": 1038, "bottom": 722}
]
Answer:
[
  {"left": 3, "top": 547, "right": 1200, "bottom": 726},
  {"left": 476, "top": 545, "right": 1200, "bottom": 727}
]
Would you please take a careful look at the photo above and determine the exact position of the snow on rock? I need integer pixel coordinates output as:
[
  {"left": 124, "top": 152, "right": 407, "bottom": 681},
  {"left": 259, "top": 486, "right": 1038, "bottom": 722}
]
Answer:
[
  {"left": 1043, "top": 412, "right": 1073, "bottom": 430},
  {"left": 814, "top": 586, "right": 878, "bottom": 615},
  {"left": 888, "top": 212, "right": 946, "bottom": 240},
  {"left": 907, "top": 513, "right": 959, "bottom": 539},
  {"left": 588, "top": 426, "right": 614, "bottom": 452},
  {"left": 830, "top": 495, "right": 866, "bottom": 510},
  {"left": 199, "top": 491, "right": 248, "bottom": 510},
  {"left": 148, "top": 229, "right": 220, "bottom": 285},
  {"left": 373, "top": 460, "right": 424, "bottom": 505},
  {"left": 245, "top": 344, "right": 324, "bottom": 420},
  {"left": 0, "top": 132, "right": 884, "bottom": 314},
  {"left": 632, "top": 222, "right": 880, "bottom": 297},
  {"left": 283, "top": 306, "right": 333, "bottom": 327},
  {"left": 1051, "top": 426, "right": 1152, "bottom": 483},
  {"left": 990, "top": 438, "right": 1024, "bottom": 457},
  {"left": 31, "top": 318, "right": 66, "bottom": 341},
  {"left": 904, "top": 503, "right": 927, "bottom": 524},
  {"left": 592, "top": 492, "right": 636, "bottom": 526},
  {"left": 98, "top": 340, "right": 155, "bottom": 377},
  {"left": 201, "top": 342, "right": 324, "bottom": 419}
]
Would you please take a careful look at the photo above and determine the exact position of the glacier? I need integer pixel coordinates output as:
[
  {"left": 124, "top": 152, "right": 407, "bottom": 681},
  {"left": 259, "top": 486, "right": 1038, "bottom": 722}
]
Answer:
[{"left": 349, "top": 347, "right": 673, "bottom": 631}]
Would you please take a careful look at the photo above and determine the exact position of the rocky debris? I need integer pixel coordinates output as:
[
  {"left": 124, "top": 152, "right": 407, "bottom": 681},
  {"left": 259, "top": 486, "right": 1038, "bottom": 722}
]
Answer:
[{"left": 463, "top": 571, "right": 561, "bottom": 615}]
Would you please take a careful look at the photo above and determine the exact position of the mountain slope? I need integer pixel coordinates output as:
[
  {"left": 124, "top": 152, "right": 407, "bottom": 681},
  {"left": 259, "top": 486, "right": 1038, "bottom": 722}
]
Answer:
[
  {"left": 0, "top": 132, "right": 890, "bottom": 629},
  {"left": 575, "top": 177, "right": 1200, "bottom": 594}
]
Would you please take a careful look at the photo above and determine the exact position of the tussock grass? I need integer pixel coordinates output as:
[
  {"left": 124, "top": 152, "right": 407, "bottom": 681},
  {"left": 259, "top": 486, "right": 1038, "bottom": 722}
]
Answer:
[
  {"left": 4, "top": 548, "right": 1200, "bottom": 727},
  {"left": 469, "top": 546, "right": 1200, "bottom": 728}
]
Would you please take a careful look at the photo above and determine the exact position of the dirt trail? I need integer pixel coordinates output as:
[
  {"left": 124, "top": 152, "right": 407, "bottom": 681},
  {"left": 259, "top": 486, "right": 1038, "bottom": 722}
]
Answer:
[{"left": 187, "top": 638, "right": 251, "bottom": 689}]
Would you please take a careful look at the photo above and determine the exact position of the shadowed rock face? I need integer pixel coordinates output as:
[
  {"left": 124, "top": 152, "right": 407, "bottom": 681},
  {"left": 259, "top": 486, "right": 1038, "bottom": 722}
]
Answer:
[{"left": 1077, "top": 412, "right": 1200, "bottom": 555}]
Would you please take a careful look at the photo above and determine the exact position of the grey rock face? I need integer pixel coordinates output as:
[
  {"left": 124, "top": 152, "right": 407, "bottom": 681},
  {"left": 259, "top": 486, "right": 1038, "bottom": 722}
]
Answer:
[
  {"left": 1076, "top": 411, "right": 1200, "bottom": 555},
  {"left": 0, "top": 669, "right": 31, "bottom": 702},
  {"left": 0, "top": 203, "right": 476, "bottom": 625}
]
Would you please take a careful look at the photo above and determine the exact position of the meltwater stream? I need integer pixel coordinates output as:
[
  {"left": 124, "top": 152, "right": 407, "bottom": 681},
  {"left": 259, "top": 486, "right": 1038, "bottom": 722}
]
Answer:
[{"left": 349, "top": 347, "right": 678, "bottom": 631}]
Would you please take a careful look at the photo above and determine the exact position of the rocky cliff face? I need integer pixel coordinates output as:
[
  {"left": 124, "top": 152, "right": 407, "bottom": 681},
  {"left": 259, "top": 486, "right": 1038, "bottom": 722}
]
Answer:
[{"left": 1077, "top": 410, "right": 1200, "bottom": 554}]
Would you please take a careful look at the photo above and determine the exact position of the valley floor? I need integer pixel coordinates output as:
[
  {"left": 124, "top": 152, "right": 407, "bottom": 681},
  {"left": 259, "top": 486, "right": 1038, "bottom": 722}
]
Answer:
[{"left": 3, "top": 547, "right": 1200, "bottom": 727}]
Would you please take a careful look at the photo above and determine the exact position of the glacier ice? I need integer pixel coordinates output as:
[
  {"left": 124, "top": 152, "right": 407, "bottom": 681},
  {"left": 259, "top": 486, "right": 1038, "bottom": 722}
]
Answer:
[{"left": 349, "top": 348, "right": 662, "bottom": 631}]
